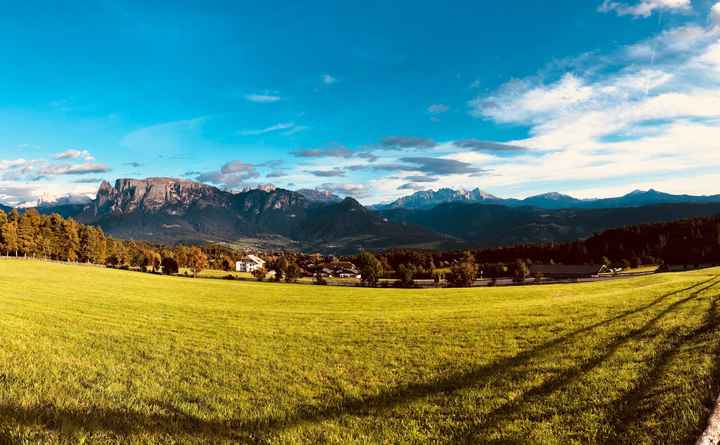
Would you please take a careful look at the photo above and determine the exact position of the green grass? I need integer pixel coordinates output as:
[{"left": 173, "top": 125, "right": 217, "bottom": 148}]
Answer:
[{"left": 1, "top": 259, "right": 720, "bottom": 444}]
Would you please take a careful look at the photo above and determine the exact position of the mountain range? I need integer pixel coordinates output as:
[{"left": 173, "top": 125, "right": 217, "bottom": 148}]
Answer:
[
  {"left": 73, "top": 178, "right": 443, "bottom": 252},
  {"left": 6, "top": 178, "right": 720, "bottom": 253},
  {"left": 372, "top": 187, "right": 720, "bottom": 210}
]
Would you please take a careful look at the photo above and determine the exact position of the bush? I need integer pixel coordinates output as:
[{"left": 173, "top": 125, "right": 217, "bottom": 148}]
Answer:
[
  {"left": 447, "top": 252, "right": 477, "bottom": 287},
  {"left": 285, "top": 262, "right": 302, "bottom": 283},
  {"left": 397, "top": 264, "right": 416, "bottom": 288},
  {"left": 161, "top": 257, "right": 179, "bottom": 275},
  {"left": 513, "top": 259, "right": 529, "bottom": 283},
  {"left": 252, "top": 267, "right": 267, "bottom": 282},
  {"left": 220, "top": 256, "right": 234, "bottom": 272}
]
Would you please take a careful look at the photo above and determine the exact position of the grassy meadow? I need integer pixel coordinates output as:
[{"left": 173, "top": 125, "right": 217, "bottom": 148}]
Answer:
[{"left": 1, "top": 260, "right": 720, "bottom": 444}]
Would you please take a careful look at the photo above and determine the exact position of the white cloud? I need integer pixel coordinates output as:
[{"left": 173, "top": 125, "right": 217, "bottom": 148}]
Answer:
[
  {"left": 318, "top": 182, "right": 369, "bottom": 198},
  {"left": 471, "top": 73, "right": 595, "bottom": 124},
  {"left": 460, "top": 15, "right": 720, "bottom": 201},
  {"left": 625, "top": 26, "right": 713, "bottom": 61},
  {"left": 599, "top": 0, "right": 691, "bottom": 17},
  {"left": 427, "top": 104, "right": 449, "bottom": 114},
  {"left": 40, "top": 163, "right": 111, "bottom": 176},
  {"left": 245, "top": 93, "right": 282, "bottom": 103},
  {"left": 54, "top": 149, "right": 94, "bottom": 161},
  {"left": 713, "top": 3, "right": 720, "bottom": 26},
  {"left": 322, "top": 74, "right": 337, "bottom": 85}
]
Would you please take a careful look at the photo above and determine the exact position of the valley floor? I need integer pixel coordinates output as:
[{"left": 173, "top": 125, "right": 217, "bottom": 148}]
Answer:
[{"left": 0, "top": 260, "right": 719, "bottom": 444}]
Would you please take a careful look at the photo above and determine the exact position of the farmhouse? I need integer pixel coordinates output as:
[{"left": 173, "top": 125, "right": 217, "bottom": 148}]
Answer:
[
  {"left": 236, "top": 255, "right": 265, "bottom": 272},
  {"left": 315, "top": 265, "right": 361, "bottom": 278},
  {"left": 529, "top": 264, "right": 607, "bottom": 279},
  {"left": 335, "top": 267, "right": 360, "bottom": 278}
]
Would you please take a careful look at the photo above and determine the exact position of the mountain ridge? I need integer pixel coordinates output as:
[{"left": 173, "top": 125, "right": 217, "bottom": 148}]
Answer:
[
  {"left": 67, "top": 177, "right": 444, "bottom": 252},
  {"left": 4, "top": 177, "right": 720, "bottom": 253},
  {"left": 373, "top": 187, "right": 720, "bottom": 210}
]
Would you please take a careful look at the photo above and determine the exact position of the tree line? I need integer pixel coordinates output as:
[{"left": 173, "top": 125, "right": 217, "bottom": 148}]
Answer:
[
  {"left": 348, "top": 216, "right": 720, "bottom": 287},
  {"left": 2, "top": 207, "right": 719, "bottom": 288},
  {"left": 0, "top": 208, "right": 213, "bottom": 276}
]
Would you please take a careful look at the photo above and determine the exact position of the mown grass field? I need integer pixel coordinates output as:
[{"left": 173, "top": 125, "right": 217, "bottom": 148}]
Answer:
[{"left": 1, "top": 260, "right": 719, "bottom": 444}]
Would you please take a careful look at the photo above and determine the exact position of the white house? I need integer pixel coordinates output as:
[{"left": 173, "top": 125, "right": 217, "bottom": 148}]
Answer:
[{"left": 236, "top": 255, "right": 266, "bottom": 272}]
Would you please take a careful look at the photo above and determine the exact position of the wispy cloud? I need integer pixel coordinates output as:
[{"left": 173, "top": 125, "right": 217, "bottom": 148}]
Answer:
[
  {"left": 122, "top": 116, "right": 209, "bottom": 154},
  {"left": 292, "top": 145, "right": 353, "bottom": 158},
  {"left": 322, "top": 74, "right": 337, "bottom": 85},
  {"left": 381, "top": 136, "right": 437, "bottom": 150},
  {"left": 427, "top": 104, "right": 449, "bottom": 114},
  {"left": 712, "top": 2, "right": 720, "bottom": 25},
  {"left": 245, "top": 93, "right": 282, "bottom": 103},
  {"left": 318, "top": 183, "right": 370, "bottom": 199},
  {"left": 598, "top": 0, "right": 691, "bottom": 17},
  {"left": 453, "top": 139, "right": 529, "bottom": 154},
  {"left": 40, "top": 163, "right": 111, "bottom": 176},
  {"left": 460, "top": 10, "right": 720, "bottom": 198},
  {"left": 54, "top": 149, "right": 94, "bottom": 161},
  {"left": 266, "top": 170, "right": 289, "bottom": 178},
  {"left": 239, "top": 122, "right": 298, "bottom": 136},
  {"left": 399, "top": 157, "right": 485, "bottom": 175},
  {"left": 306, "top": 167, "right": 346, "bottom": 177}
]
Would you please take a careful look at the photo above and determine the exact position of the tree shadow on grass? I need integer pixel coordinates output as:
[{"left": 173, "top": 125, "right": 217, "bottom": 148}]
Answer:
[
  {"left": 0, "top": 276, "right": 718, "bottom": 443},
  {"left": 446, "top": 277, "right": 720, "bottom": 443},
  {"left": 601, "top": 292, "right": 720, "bottom": 444}
]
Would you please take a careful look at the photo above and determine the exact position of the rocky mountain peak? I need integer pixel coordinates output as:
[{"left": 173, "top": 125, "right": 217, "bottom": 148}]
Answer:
[{"left": 92, "top": 177, "right": 229, "bottom": 216}]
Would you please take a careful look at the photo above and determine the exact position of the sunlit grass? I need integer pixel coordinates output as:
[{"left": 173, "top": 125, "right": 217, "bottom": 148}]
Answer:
[{"left": 0, "top": 259, "right": 719, "bottom": 444}]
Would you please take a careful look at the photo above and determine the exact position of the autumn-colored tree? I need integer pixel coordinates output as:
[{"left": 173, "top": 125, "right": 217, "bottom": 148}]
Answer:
[
  {"left": 79, "top": 225, "right": 106, "bottom": 264},
  {"left": 17, "top": 210, "right": 39, "bottom": 257},
  {"left": 1, "top": 220, "right": 18, "bottom": 256},
  {"left": 447, "top": 251, "right": 477, "bottom": 287},
  {"left": 148, "top": 250, "right": 162, "bottom": 273},
  {"left": 188, "top": 246, "right": 208, "bottom": 278},
  {"left": 0, "top": 209, "right": 8, "bottom": 256},
  {"left": 220, "top": 256, "right": 234, "bottom": 272},
  {"left": 284, "top": 260, "right": 302, "bottom": 283},
  {"left": 174, "top": 245, "right": 192, "bottom": 268},
  {"left": 271, "top": 256, "right": 290, "bottom": 282}
]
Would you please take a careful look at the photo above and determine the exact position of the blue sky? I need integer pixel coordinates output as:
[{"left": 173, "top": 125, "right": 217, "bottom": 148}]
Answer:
[{"left": 1, "top": 0, "right": 720, "bottom": 205}]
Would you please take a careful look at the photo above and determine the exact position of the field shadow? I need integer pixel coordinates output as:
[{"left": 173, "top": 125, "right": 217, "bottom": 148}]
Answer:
[
  {"left": 447, "top": 277, "right": 720, "bottom": 443},
  {"left": 0, "top": 275, "right": 718, "bottom": 442},
  {"left": 601, "top": 292, "right": 720, "bottom": 444}
]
